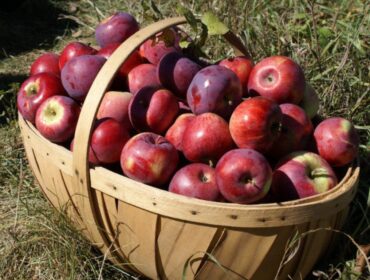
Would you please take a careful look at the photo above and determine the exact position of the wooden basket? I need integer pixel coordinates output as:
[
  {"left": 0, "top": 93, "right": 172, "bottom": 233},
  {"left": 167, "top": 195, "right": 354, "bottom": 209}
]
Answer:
[{"left": 19, "top": 17, "right": 360, "bottom": 280}]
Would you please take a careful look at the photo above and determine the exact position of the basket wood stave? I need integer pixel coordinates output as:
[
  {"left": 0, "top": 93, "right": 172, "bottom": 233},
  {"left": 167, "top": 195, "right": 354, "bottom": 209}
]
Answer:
[{"left": 19, "top": 16, "right": 360, "bottom": 280}]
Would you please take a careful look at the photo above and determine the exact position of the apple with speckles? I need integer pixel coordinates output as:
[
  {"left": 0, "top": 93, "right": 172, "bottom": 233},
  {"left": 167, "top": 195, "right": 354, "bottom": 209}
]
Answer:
[
  {"left": 219, "top": 56, "right": 254, "bottom": 97},
  {"left": 35, "top": 95, "right": 80, "bottom": 143},
  {"left": 186, "top": 65, "right": 242, "bottom": 120},
  {"left": 127, "top": 64, "right": 161, "bottom": 95},
  {"left": 95, "top": 12, "right": 139, "bottom": 48},
  {"left": 17, "top": 73, "right": 66, "bottom": 124},
  {"left": 182, "top": 112, "right": 234, "bottom": 164},
  {"left": 120, "top": 132, "right": 179, "bottom": 186},
  {"left": 248, "top": 56, "right": 305, "bottom": 104},
  {"left": 271, "top": 151, "right": 338, "bottom": 201},
  {"left": 59, "top": 42, "right": 97, "bottom": 70},
  {"left": 30, "top": 52, "right": 60, "bottom": 77},
  {"left": 216, "top": 148, "right": 272, "bottom": 204},
  {"left": 314, "top": 117, "right": 359, "bottom": 167},
  {"left": 169, "top": 163, "right": 221, "bottom": 201},
  {"left": 229, "top": 96, "right": 282, "bottom": 154},
  {"left": 165, "top": 113, "right": 195, "bottom": 152}
]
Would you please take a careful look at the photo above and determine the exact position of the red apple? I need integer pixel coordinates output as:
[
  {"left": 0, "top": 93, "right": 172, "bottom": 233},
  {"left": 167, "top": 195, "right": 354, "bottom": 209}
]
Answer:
[
  {"left": 97, "top": 43, "right": 142, "bottom": 77},
  {"left": 35, "top": 95, "right": 80, "bottom": 143},
  {"left": 165, "top": 113, "right": 195, "bottom": 152},
  {"left": 17, "top": 73, "right": 66, "bottom": 123},
  {"left": 271, "top": 151, "right": 338, "bottom": 201},
  {"left": 219, "top": 56, "right": 254, "bottom": 97},
  {"left": 128, "top": 87, "right": 179, "bottom": 134},
  {"left": 30, "top": 52, "right": 60, "bottom": 77},
  {"left": 300, "top": 83, "right": 320, "bottom": 119},
  {"left": 248, "top": 56, "right": 305, "bottom": 104},
  {"left": 169, "top": 163, "right": 220, "bottom": 201},
  {"left": 314, "top": 117, "right": 359, "bottom": 167},
  {"left": 61, "top": 55, "right": 106, "bottom": 102},
  {"left": 157, "top": 52, "right": 201, "bottom": 98},
  {"left": 120, "top": 132, "right": 179, "bottom": 186},
  {"left": 182, "top": 113, "right": 234, "bottom": 164},
  {"left": 187, "top": 65, "right": 243, "bottom": 120},
  {"left": 90, "top": 118, "right": 130, "bottom": 164},
  {"left": 229, "top": 96, "right": 283, "bottom": 154},
  {"left": 97, "top": 91, "right": 133, "bottom": 130},
  {"left": 59, "top": 42, "right": 97, "bottom": 70},
  {"left": 216, "top": 149, "right": 272, "bottom": 204},
  {"left": 269, "top": 103, "right": 313, "bottom": 159},
  {"left": 142, "top": 28, "right": 181, "bottom": 65},
  {"left": 127, "top": 64, "right": 161, "bottom": 95},
  {"left": 95, "top": 12, "right": 139, "bottom": 48}
]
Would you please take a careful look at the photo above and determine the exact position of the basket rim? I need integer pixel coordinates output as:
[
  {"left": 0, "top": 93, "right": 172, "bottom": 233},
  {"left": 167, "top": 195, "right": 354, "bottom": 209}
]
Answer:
[{"left": 19, "top": 114, "right": 360, "bottom": 227}]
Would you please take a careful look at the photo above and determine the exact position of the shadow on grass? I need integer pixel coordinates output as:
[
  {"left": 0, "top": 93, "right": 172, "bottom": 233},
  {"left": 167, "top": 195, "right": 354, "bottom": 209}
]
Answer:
[{"left": 0, "top": 0, "right": 77, "bottom": 58}]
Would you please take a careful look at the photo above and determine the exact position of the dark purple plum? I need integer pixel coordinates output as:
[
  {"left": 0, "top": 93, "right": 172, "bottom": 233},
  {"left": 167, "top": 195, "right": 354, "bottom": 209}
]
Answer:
[
  {"left": 61, "top": 55, "right": 106, "bottom": 102},
  {"left": 95, "top": 12, "right": 139, "bottom": 48},
  {"left": 127, "top": 64, "right": 160, "bottom": 94},
  {"left": 142, "top": 28, "right": 181, "bottom": 65},
  {"left": 129, "top": 87, "right": 179, "bottom": 134},
  {"left": 157, "top": 52, "right": 201, "bottom": 99},
  {"left": 186, "top": 65, "right": 243, "bottom": 120}
]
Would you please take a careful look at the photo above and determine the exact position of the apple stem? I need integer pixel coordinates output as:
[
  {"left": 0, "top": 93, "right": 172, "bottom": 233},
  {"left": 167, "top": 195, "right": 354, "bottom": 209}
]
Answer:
[{"left": 208, "top": 159, "right": 214, "bottom": 168}]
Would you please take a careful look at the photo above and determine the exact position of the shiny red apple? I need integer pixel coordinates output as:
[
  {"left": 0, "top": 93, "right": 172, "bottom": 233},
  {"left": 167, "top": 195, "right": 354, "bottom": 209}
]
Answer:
[
  {"left": 120, "top": 132, "right": 179, "bottom": 186},
  {"left": 248, "top": 56, "right": 305, "bottom": 104},
  {"left": 271, "top": 151, "right": 338, "bottom": 201},
  {"left": 30, "top": 52, "right": 60, "bottom": 77},
  {"left": 165, "top": 113, "right": 195, "bottom": 152},
  {"left": 35, "top": 95, "right": 80, "bottom": 143},
  {"left": 314, "top": 117, "right": 359, "bottom": 167},
  {"left": 169, "top": 163, "right": 220, "bottom": 201},
  {"left": 17, "top": 73, "right": 66, "bottom": 123},
  {"left": 182, "top": 112, "right": 234, "bottom": 164},
  {"left": 229, "top": 96, "right": 282, "bottom": 154},
  {"left": 216, "top": 148, "right": 272, "bottom": 204}
]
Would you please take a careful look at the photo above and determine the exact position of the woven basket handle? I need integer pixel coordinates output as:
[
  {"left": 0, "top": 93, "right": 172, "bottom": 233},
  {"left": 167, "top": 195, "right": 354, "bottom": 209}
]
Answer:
[{"left": 72, "top": 16, "right": 249, "bottom": 247}]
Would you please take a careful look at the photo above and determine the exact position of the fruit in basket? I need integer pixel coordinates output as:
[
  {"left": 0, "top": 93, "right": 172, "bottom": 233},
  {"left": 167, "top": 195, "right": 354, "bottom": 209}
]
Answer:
[
  {"left": 271, "top": 151, "right": 338, "bottom": 201},
  {"left": 97, "top": 91, "right": 133, "bottom": 130},
  {"left": 165, "top": 113, "right": 195, "bottom": 151},
  {"left": 59, "top": 42, "right": 97, "bottom": 70},
  {"left": 182, "top": 112, "right": 234, "bottom": 164},
  {"left": 219, "top": 56, "right": 254, "bottom": 97},
  {"left": 187, "top": 65, "right": 242, "bottom": 119},
  {"left": 70, "top": 139, "right": 99, "bottom": 165},
  {"left": 129, "top": 87, "right": 179, "bottom": 134},
  {"left": 30, "top": 52, "right": 60, "bottom": 77},
  {"left": 248, "top": 56, "right": 305, "bottom": 104},
  {"left": 300, "top": 83, "right": 319, "bottom": 119},
  {"left": 229, "top": 96, "right": 282, "bottom": 154},
  {"left": 90, "top": 118, "right": 130, "bottom": 164},
  {"left": 95, "top": 12, "right": 139, "bottom": 48},
  {"left": 314, "top": 117, "right": 359, "bottom": 167},
  {"left": 97, "top": 43, "right": 142, "bottom": 77},
  {"left": 169, "top": 163, "right": 220, "bottom": 201},
  {"left": 216, "top": 149, "right": 272, "bottom": 204},
  {"left": 157, "top": 52, "right": 201, "bottom": 98},
  {"left": 17, "top": 73, "right": 66, "bottom": 123},
  {"left": 142, "top": 28, "right": 181, "bottom": 65},
  {"left": 120, "top": 132, "right": 179, "bottom": 186},
  {"left": 127, "top": 64, "right": 161, "bottom": 94},
  {"left": 35, "top": 95, "right": 80, "bottom": 143},
  {"left": 269, "top": 103, "right": 313, "bottom": 159},
  {"left": 61, "top": 55, "right": 106, "bottom": 102}
]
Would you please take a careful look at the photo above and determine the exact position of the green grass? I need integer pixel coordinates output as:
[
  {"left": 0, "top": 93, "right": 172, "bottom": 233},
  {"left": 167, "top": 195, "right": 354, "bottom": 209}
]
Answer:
[{"left": 0, "top": 0, "right": 369, "bottom": 279}]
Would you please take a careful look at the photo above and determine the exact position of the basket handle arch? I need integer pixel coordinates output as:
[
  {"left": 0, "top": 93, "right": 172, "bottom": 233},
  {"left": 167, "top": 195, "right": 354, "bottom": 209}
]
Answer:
[{"left": 72, "top": 16, "right": 250, "bottom": 249}]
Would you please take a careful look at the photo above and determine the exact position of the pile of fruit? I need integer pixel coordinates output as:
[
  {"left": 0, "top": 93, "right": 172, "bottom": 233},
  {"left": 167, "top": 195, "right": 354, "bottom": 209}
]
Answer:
[{"left": 17, "top": 11, "right": 359, "bottom": 204}]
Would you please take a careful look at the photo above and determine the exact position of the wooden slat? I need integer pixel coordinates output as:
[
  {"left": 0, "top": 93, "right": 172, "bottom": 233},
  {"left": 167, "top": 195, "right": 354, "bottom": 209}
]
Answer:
[
  {"left": 116, "top": 201, "right": 159, "bottom": 278},
  {"left": 156, "top": 217, "right": 219, "bottom": 280}
]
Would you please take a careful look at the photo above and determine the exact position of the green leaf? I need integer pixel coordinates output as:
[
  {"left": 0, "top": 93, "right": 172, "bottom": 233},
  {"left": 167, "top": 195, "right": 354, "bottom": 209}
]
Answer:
[
  {"left": 156, "top": 28, "right": 176, "bottom": 47},
  {"left": 201, "top": 12, "right": 229, "bottom": 36},
  {"left": 179, "top": 40, "right": 191, "bottom": 48},
  {"left": 176, "top": 5, "right": 198, "bottom": 33}
]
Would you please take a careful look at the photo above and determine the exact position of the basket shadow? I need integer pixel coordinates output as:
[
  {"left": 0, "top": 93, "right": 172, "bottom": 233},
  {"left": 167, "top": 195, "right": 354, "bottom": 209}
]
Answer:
[{"left": 0, "top": 0, "right": 77, "bottom": 58}]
